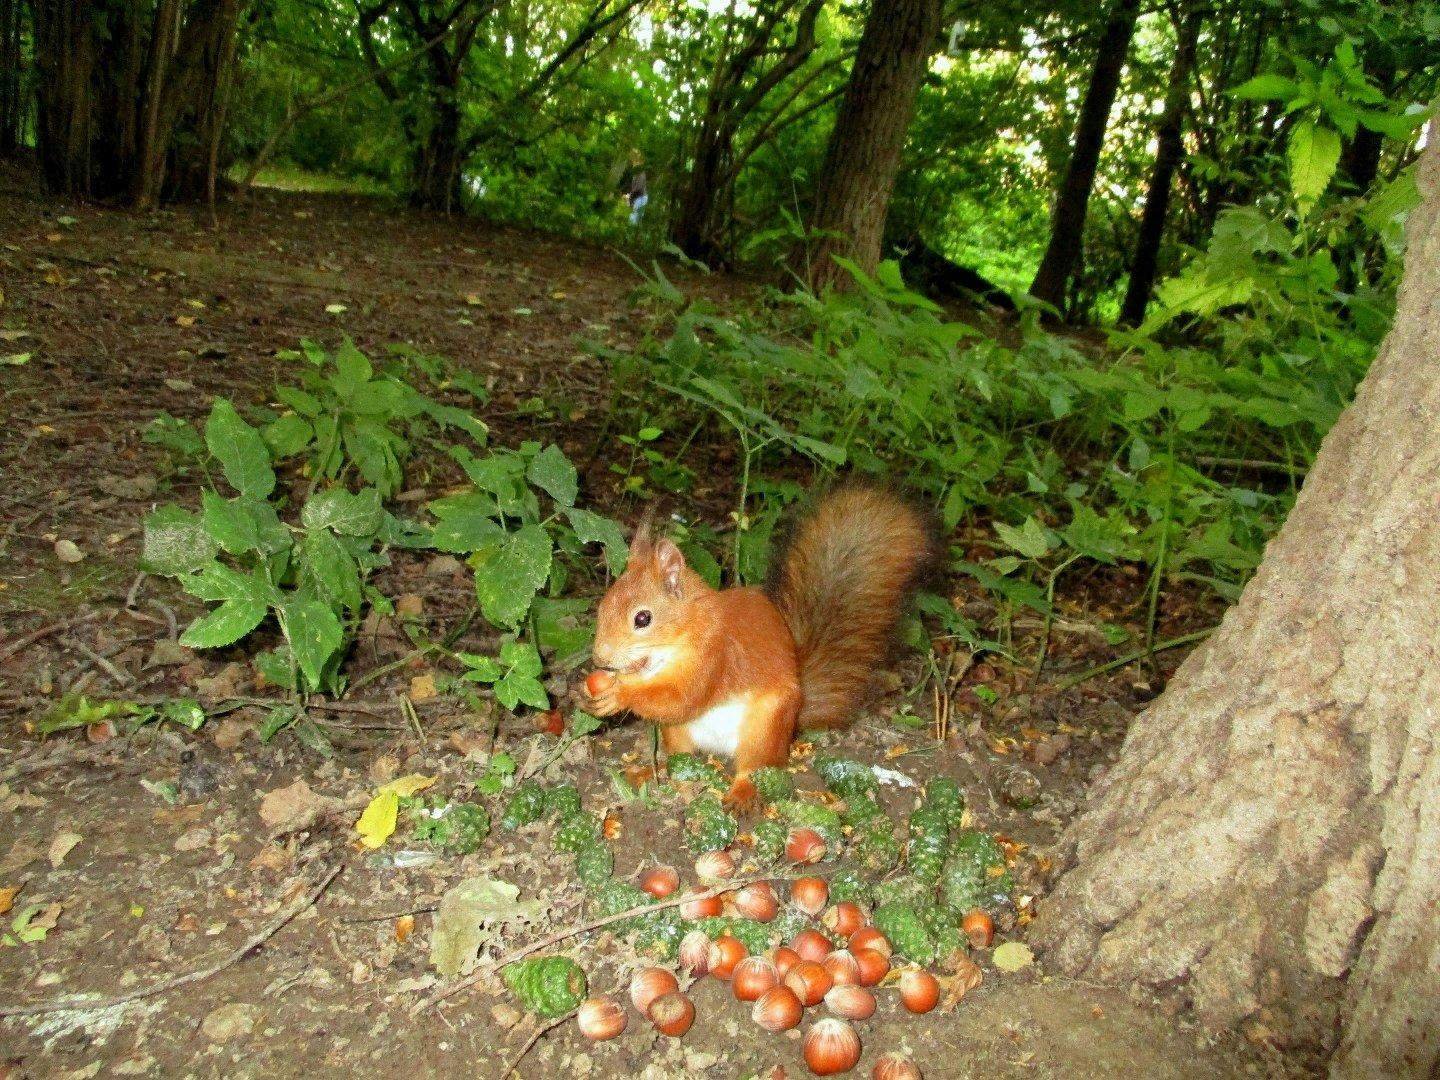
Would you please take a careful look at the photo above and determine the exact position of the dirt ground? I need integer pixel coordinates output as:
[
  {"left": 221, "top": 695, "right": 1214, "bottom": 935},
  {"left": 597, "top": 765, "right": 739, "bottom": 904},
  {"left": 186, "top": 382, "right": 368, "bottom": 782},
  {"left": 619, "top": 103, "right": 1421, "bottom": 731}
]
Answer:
[{"left": 0, "top": 164, "right": 1297, "bottom": 1079}]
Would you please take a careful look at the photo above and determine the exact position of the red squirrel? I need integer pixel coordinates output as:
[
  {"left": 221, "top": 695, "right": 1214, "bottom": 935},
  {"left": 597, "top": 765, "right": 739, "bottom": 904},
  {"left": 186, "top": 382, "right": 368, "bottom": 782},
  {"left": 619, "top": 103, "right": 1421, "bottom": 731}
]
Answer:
[{"left": 584, "top": 486, "right": 933, "bottom": 809}]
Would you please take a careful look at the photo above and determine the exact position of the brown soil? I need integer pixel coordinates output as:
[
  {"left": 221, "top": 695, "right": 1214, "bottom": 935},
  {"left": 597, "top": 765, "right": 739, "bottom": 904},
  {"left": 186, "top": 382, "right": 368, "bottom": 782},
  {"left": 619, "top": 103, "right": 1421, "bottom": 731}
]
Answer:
[{"left": 0, "top": 163, "right": 1294, "bottom": 1079}]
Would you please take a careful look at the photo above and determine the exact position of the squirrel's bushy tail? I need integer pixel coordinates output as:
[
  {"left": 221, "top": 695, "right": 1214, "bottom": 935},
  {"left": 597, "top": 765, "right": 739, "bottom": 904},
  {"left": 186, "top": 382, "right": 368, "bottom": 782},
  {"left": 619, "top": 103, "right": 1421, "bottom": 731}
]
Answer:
[{"left": 768, "top": 485, "right": 935, "bottom": 730}]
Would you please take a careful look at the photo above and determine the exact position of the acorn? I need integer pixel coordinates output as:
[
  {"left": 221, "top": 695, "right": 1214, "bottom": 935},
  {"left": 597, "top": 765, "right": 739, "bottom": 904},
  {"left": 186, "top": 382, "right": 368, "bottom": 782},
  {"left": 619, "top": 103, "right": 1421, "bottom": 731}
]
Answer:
[
  {"left": 823, "top": 984, "right": 876, "bottom": 1021},
  {"left": 577, "top": 997, "right": 627, "bottom": 1041},
  {"left": 640, "top": 865, "right": 680, "bottom": 899},
  {"left": 630, "top": 967, "right": 680, "bottom": 1016},
  {"left": 851, "top": 947, "right": 890, "bottom": 987},
  {"left": 649, "top": 991, "right": 695, "bottom": 1037},
  {"left": 753, "top": 985, "right": 805, "bottom": 1033},
  {"left": 708, "top": 934, "right": 748, "bottom": 980},
  {"left": 733, "top": 881, "right": 780, "bottom": 922},
  {"left": 783, "top": 959, "right": 834, "bottom": 1007},
  {"left": 898, "top": 968, "right": 940, "bottom": 1014},
  {"left": 848, "top": 927, "right": 891, "bottom": 957},
  {"left": 804, "top": 1018, "right": 862, "bottom": 1076},
  {"left": 822, "top": 902, "right": 866, "bottom": 940},
  {"left": 786, "top": 828, "right": 827, "bottom": 864},
  {"left": 821, "top": 949, "right": 860, "bottom": 987},
  {"left": 695, "top": 849, "right": 736, "bottom": 882},
  {"left": 791, "top": 876, "right": 829, "bottom": 916},
  {"left": 873, "top": 1054, "right": 923, "bottom": 1080},
  {"left": 679, "top": 930, "right": 712, "bottom": 976},
  {"left": 680, "top": 889, "right": 724, "bottom": 920},
  {"left": 771, "top": 945, "right": 802, "bottom": 977},
  {"left": 962, "top": 909, "right": 994, "bottom": 949},
  {"left": 733, "top": 956, "right": 781, "bottom": 1002},
  {"left": 791, "top": 929, "right": 833, "bottom": 963}
]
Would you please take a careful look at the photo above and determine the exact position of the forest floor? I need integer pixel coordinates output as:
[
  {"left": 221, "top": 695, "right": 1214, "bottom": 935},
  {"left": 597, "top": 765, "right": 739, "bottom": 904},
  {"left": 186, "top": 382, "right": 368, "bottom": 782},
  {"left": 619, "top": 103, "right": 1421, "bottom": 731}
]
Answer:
[{"left": 0, "top": 165, "right": 1301, "bottom": 1079}]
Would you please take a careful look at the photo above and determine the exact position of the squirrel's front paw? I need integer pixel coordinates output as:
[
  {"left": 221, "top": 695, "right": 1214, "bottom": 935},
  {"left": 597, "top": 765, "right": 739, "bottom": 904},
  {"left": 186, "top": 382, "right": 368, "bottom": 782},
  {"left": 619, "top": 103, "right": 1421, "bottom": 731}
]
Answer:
[
  {"left": 588, "top": 686, "right": 623, "bottom": 716},
  {"left": 722, "top": 777, "right": 759, "bottom": 815}
]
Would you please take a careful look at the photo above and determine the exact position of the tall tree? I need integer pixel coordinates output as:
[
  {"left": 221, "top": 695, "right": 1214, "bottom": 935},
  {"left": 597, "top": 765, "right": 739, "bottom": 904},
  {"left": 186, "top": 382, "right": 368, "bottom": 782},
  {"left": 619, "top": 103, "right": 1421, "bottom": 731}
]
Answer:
[
  {"left": 31, "top": 0, "right": 245, "bottom": 207},
  {"left": 1033, "top": 135, "right": 1440, "bottom": 1076},
  {"left": 669, "top": 0, "right": 826, "bottom": 266},
  {"left": 803, "top": 0, "right": 941, "bottom": 291},
  {"left": 0, "top": 0, "right": 25, "bottom": 157},
  {"left": 1118, "top": 2, "right": 1201, "bottom": 327},
  {"left": 1028, "top": 0, "right": 1140, "bottom": 315}
]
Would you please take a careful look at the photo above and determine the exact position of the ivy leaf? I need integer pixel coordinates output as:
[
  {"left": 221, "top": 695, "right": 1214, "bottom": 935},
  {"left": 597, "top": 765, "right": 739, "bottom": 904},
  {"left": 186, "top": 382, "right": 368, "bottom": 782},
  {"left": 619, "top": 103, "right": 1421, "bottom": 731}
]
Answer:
[
  {"left": 277, "top": 595, "right": 344, "bottom": 690},
  {"left": 205, "top": 398, "right": 276, "bottom": 499},
  {"left": 142, "top": 505, "right": 218, "bottom": 576},
  {"left": 526, "top": 444, "right": 578, "bottom": 507},
  {"left": 469, "top": 525, "right": 552, "bottom": 628},
  {"left": 1289, "top": 121, "right": 1341, "bottom": 210},
  {"left": 566, "top": 508, "right": 629, "bottom": 574},
  {"left": 302, "top": 487, "right": 384, "bottom": 536}
]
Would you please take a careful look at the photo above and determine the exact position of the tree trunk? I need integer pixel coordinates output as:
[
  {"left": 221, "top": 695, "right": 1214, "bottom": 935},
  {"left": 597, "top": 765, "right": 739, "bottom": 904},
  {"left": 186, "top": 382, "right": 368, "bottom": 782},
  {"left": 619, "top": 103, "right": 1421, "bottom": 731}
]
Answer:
[
  {"left": 31, "top": 0, "right": 243, "bottom": 205},
  {"left": 1033, "top": 135, "right": 1440, "bottom": 1077},
  {"left": 0, "top": 0, "right": 25, "bottom": 157},
  {"left": 1028, "top": 0, "right": 1140, "bottom": 315},
  {"left": 410, "top": 65, "right": 465, "bottom": 213},
  {"left": 803, "top": 0, "right": 940, "bottom": 292},
  {"left": 1118, "top": 4, "right": 1200, "bottom": 327}
]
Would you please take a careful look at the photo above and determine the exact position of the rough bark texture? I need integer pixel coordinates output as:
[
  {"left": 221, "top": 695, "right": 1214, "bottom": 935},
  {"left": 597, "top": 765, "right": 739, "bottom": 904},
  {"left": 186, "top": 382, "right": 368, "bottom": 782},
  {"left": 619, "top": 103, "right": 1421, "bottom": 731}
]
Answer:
[
  {"left": 0, "top": 0, "right": 25, "bottom": 157},
  {"left": 803, "top": 0, "right": 940, "bottom": 292},
  {"left": 1028, "top": 0, "right": 1140, "bottom": 314},
  {"left": 1118, "top": 5, "right": 1199, "bottom": 327},
  {"left": 31, "top": 0, "right": 243, "bottom": 206},
  {"left": 1033, "top": 136, "right": 1440, "bottom": 1078}
]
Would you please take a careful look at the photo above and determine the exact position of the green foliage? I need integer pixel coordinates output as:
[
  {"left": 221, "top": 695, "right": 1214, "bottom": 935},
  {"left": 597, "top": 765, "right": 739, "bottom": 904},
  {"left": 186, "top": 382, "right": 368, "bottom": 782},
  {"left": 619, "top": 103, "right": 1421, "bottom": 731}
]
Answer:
[{"left": 502, "top": 956, "right": 587, "bottom": 1018}]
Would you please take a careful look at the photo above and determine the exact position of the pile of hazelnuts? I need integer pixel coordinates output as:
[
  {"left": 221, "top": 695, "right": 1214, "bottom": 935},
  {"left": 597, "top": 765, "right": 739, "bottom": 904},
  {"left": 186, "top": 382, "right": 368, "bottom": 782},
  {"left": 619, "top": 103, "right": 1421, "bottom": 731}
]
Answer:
[{"left": 571, "top": 849, "right": 949, "bottom": 1078}]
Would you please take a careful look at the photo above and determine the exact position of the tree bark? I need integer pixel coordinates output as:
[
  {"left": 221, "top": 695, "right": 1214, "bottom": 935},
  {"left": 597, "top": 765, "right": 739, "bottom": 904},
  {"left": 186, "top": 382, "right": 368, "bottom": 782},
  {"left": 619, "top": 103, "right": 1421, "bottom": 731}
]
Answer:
[
  {"left": 0, "top": 0, "right": 24, "bottom": 157},
  {"left": 1118, "top": 4, "right": 1201, "bottom": 327},
  {"left": 1033, "top": 135, "right": 1440, "bottom": 1077},
  {"left": 1028, "top": 0, "right": 1141, "bottom": 315},
  {"left": 803, "top": 0, "right": 940, "bottom": 292}
]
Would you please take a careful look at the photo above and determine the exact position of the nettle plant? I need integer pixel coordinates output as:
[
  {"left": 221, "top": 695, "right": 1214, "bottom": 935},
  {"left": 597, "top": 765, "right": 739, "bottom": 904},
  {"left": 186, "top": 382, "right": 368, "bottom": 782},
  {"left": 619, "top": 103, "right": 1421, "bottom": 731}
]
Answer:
[
  {"left": 142, "top": 397, "right": 402, "bottom": 698},
  {"left": 428, "top": 441, "right": 630, "bottom": 708},
  {"left": 260, "top": 338, "right": 489, "bottom": 496}
]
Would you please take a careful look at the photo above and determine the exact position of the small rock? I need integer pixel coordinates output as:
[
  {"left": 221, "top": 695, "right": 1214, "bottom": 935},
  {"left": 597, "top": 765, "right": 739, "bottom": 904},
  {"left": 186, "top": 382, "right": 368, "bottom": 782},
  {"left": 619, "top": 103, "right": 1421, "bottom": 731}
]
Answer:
[
  {"left": 178, "top": 750, "right": 219, "bottom": 800},
  {"left": 174, "top": 826, "right": 212, "bottom": 852},
  {"left": 96, "top": 474, "right": 158, "bottom": 500},
  {"left": 201, "top": 1002, "right": 258, "bottom": 1043},
  {"left": 491, "top": 1003, "right": 523, "bottom": 1030},
  {"left": 994, "top": 763, "right": 1042, "bottom": 809},
  {"left": 54, "top": 539, "right": 84, "bottom": 563},
  {"left": 212, "top": 716, "right": 249, "bottom": 751},
  {"left": 425, "top": 555, "right": 463, "bottom": 577},
  {"left": 395, "top": 593, "right": 424, "bottom": 617},
  {"left": 1027, "top": 732, "right": 1071, "bottom": 767},
  {"left": 684, "top": 1050, "right": 720, "bottom": 1071},
  {"left": 147, "top": 640, "right": 194, "bottom": 668}
]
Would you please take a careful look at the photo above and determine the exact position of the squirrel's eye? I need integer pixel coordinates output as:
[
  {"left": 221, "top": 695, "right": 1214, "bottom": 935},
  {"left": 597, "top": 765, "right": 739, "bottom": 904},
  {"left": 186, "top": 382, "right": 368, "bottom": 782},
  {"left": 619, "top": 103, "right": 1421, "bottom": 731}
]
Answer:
[{"left": 633, "top": 610, "right": 652, "bottom": 629}]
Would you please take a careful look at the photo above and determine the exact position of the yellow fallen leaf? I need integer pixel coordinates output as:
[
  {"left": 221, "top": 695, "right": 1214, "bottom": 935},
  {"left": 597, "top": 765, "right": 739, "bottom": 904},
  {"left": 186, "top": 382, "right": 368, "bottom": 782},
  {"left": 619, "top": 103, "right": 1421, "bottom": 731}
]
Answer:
[
  {"left": 354, "top": 774, "right": 437, "bottom": 849},
  {"left": 176, "top": 315, "right": 196, "bottom": 327},
  {"left": 356, "top": 789, "right": 400, "bottom": 849},
  {"left": 395, "top": 914, "right": 415, "bottom": 943},
  {"left": 0, "top": 885, "right": 18, "bottom": 916},
  {"left": 409, "top": 673, "right": 437, "bottom": 702}
]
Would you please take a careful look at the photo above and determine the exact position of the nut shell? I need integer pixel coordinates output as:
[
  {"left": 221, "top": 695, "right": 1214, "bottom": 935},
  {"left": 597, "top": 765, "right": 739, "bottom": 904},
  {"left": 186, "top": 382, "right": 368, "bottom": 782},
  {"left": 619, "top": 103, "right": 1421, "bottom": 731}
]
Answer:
[
  {"left": 649, "top": 991, "right": 695, "bottom": 1037},
  {"left": 752, "top": 985, "right": 805, "bottom": 1033},
  {"left": 898, "top": 968, "right": 940, "bottom": 1014},
  {"left": 783, "top": 959, "right": 834, "bottom": 1007},
  {"left": 630, "top": 967, "right": 680, "bottom": 1016},
  {"left": 577, "top": 997, "right": 627, "bottom": 1041},
  {"left": 733, "top": 956, "right": 781, "bottom": 1002},
  {"left": 824, "top": 984, "right": 877, "bottom": 1021},
  {"left": 804, "top": 1018, "right": 862, "bottom": 1076},
  {"left": 791, "top": 876, "right": 829, "bottom": 916}
]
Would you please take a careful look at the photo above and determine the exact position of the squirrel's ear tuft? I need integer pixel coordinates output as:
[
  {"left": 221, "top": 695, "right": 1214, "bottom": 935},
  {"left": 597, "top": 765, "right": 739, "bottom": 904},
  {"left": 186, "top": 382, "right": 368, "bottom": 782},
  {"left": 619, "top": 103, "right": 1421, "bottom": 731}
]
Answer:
[{"left": 653, "top": 538, "right": 686, "bottom": 596}]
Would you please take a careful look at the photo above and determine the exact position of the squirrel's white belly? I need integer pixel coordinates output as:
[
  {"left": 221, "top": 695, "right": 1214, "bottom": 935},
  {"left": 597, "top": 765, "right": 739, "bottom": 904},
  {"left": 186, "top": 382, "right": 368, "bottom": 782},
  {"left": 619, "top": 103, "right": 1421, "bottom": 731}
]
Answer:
[{"left": 688, "top": 698, "right": 747, "bottom": 759}]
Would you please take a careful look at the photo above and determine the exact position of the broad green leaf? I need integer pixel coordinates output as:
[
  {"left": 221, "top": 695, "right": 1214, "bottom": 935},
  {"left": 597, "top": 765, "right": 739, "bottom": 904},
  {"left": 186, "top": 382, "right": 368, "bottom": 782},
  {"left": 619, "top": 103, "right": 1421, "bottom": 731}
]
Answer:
[
  {"left": 263, "top": 413, "right": 314, "bottom": 458},
  {"left": 274, "top": 384, "right": 323, "bottom": 417},
  {"left": 1289, "top": 121, "right": 1341, "bottom": 209},
  {"left": 526, "top": 444, "right": 578, "bottom": 507},
  {"left": 994, "top": 517, "right": 1052, "bottom": 559},
  {"left": 429, "top": 492, "right": 503, "bottom": 552},
  {"left": 302, "top": 487, "right": 384, "bottom": 536},
  {"left": 277, "top": 595, "right": 344, "bottom": 690},
  {"left": 142, "top": 505, "right": 218, "bottom": 576},
  {"left": 201, "top": 492, "right": 289, "bottom": 556},
  {"left": 469, "top": 524, "right": 552, "bottom": 628},
  {"left": 457, "top": 651, "right": 505, "bottom": 682},
  {"left": 303, "top": 529, "right": 362, "bottom": 611},
  {"left": 1230, "top": 73, "right": 1299, "bottom": 101},
  {"left": 495, "top": 673, "right": 549, "bottom": 711},
  {"left": 566, "top": 508, "right": 629, "bottom": 575},
  {"left": 205, "top": 398, "right": 276, "bottom": 499},
  {"left": 329, "top": 340, "right": 373, "bottom": 399},
  {"left": 180, "top": 596, "right": 269, "bottom": 649}
]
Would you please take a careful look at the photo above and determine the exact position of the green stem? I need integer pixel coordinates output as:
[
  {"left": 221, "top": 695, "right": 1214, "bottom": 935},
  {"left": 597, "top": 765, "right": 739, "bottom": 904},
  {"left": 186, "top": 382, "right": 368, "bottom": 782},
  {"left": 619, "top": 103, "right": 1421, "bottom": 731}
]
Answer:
[{"left": 1056, "top": 627, "right": 1213, "bottom": 691}]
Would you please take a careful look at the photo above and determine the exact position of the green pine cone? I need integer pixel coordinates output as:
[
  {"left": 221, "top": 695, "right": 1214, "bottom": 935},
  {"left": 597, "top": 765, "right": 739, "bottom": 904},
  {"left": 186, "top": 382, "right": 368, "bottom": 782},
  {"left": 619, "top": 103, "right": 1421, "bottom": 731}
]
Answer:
[
  {"left": 871, "top": 874, "right": 930, "bottom": 909},
  {"left": 814, "top": 756, "right": 879, "bottom": 802},
  {"left": 872, "top": 903, "right": 938, "bottom": 966},
  {"left": 776, "top": 800, "right": 844, "bottom": 848},
  {"left": 827, "top": 868, "right": 872, "bottom": 906},
  {"left": 908, "top": 831, "right": 949, "bottom": 883},
  {"left": 924, "top": 777, "right": 965, "bottom": 830},
  {"left": 501, "top": 956, "right": 587, "bottom": 1018},
  {"left": 683, "top": 794, "right": 738, "bottom": 853},
  {"left": 852, "top": 818, "right": 901, "bottom": 875},
  {"left": 751, "top": 766, "right": 794, "bottom": 803},
  {"left": 573, "top": 842, "right": 614, "bottom": 887},
  {"left": 554, "top": 811, "right": 602, "bottom": 854},
  {"left": 500, "top": 779, "right": 548, "bottom": 830},
  {"left": 667, "top": 753, "right": 726, "bottom": 790},
  {"left": 544, "top": 784, "right": 583, "bottom": 819},
  {"left": 751, "top": 819, "right": 787, "bottom": 862},
  {"left": 940, "top": 830, "right": 1013, "bottom": 914}
]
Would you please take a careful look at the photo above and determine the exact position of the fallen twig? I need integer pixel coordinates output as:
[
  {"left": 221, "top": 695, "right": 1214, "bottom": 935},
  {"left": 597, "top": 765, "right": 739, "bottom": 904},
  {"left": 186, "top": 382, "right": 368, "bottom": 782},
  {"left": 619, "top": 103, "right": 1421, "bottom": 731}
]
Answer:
[
  {"left": 502, "top": 1009, "right": 577, "bottom": 1078},
  {"left": 0, "top": 612, "right": 98, "bottom": 663},
  {"left": 69, "top": 637, "right": 137, "bottom": 687},
  {"left": 419, "top": 875, "right": 777, "bottom": 1012},
  {"left": 0, "top": 862, "right": 343, "bottom": 1018}
]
